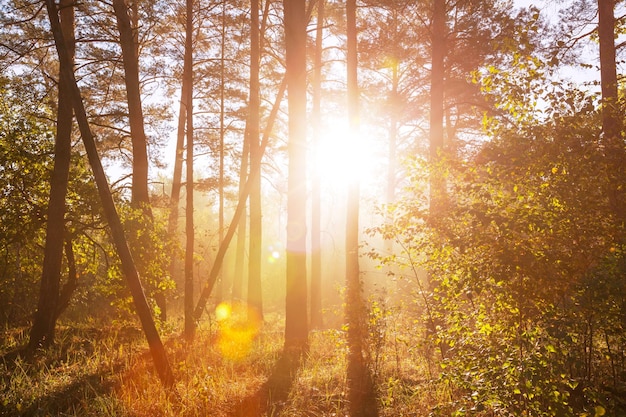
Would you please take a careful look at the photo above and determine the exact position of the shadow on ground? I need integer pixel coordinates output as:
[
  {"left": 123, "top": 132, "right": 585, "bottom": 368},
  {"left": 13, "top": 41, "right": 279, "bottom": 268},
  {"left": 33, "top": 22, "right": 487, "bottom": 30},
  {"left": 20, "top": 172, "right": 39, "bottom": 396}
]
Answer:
[
  {"left": 0, "top": 345, "right": 125, "bottom": 417},
  {"left": 230, "top": 349, "right": 303, "bottom": 417}
]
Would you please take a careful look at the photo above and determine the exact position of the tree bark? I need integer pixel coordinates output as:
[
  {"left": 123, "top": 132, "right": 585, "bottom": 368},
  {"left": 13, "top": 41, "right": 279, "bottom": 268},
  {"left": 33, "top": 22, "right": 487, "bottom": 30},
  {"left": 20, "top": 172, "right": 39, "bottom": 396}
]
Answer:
[
  {"left": 111, "top": 0, "right": 151, "bottom": 212},
  {"left": 232, "top": 127, "right": 249, "bottom": 301},
  {"left": 598, "top": 0, "right": 625, "bottom": 223},
  {"left": 345, "top": 1, "right": 377, "bottom": 416},
  {"left": 44, "top": 0, "right": 175, "bottom": 388},
  {"left": 28, "top": 0, "right": 75, "bottom": 351},
  {"left": 429, "top": 0, "right": 446, "bottom": 215},
  {"left": 183, "top": 0, "right": 195, "bottom": 342},
  {"left": 165, "top": 29, "right": 190, "bottom": 322},
  {"left": 310, "top": 0, "right": 325, "bottom": 330},
  {"left": 283, "top": 0, "right": 309, "bottom": 352},
  {"left": 248, "top": 0, "right": 263, "bottom": 321},
  {"left": 217, "top": 0, "right": 227, "bottom": 304}
]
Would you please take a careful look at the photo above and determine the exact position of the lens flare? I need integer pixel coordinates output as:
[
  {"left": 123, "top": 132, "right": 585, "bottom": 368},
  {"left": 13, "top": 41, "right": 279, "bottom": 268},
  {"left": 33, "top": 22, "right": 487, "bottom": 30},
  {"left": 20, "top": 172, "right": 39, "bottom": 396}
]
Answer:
[
  {"left": 215, "top": 302, "right": 232, "bottom": 321},
  {"left": 214, "top": 301, "right": 261, "bottom": 361}
]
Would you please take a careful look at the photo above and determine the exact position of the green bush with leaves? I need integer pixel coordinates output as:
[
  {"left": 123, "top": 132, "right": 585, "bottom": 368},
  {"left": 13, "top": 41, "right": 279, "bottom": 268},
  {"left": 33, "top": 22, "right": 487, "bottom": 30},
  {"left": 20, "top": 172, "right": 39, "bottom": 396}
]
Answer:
[
  {"left": 369, "top": 88, "right": 626, "bottom": 415},
  {"left": 96, "top": 204, "right": 176, "bottom": 321}
]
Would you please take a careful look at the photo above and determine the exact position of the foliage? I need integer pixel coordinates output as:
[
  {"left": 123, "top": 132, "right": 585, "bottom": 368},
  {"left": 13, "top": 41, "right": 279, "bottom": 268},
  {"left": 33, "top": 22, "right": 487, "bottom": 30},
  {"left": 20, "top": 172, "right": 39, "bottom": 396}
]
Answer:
[
  {"left": 0, "top": 76, "right": 54, "bottom": 325},
  {"left": 97, "top": 204, "right": 176, "bottom": 321},
  {"left": 368, "top": 84, "right": 626, "bottom": 415}
]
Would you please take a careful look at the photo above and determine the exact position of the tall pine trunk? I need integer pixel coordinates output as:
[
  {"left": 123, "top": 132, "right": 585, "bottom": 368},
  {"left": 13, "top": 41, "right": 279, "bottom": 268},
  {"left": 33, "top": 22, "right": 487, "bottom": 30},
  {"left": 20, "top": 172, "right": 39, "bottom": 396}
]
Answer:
[
  {"left": 164, "top": 51, "right": 188, "bottom": 323},
  {"left": 429, "top": 0, "right": 446, "bottom": 215},
  {"left": 248, "top": 0, "right": 263, "bottom": 321},
  {"left": 232, "top": 129, "right": 249, "bottom": 301},
  {"left": 28, "top": 0, "right": 75, "bottom": 350},
  {"left": 598, "top": 0, "right": 625, "bottom": 224},
  {"left": 112, "top": 0, "right": 151, "bottom": 212},
  {"left": 183, "top": 0, "right": 195, "bottom": 342},
  {"left": 217, "top": 0, "right": 227, "bottom": 303},
  {"left": 345, "top": 1, "right": 377, "bottom": 416},
  {"left": 310, "top": 0, "right": 325, "bottom": 330},
  {"left": 283, "top": 0, "right": 308, "bottom": 352}
]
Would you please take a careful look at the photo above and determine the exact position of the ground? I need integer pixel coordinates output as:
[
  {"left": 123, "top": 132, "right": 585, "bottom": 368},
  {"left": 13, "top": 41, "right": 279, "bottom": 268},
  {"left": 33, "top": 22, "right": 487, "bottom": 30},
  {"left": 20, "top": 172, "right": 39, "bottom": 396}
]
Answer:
[{"left": 0, "top": 309, "right": 438, "bottom": 416}]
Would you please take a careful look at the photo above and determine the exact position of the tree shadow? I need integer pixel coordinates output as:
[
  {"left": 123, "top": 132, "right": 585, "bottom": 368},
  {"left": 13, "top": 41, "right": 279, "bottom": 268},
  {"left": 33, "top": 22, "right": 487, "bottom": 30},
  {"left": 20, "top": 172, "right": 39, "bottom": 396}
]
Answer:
[
  {"left": 348, "top": 358, "right": 380, "bottom": 417},
  {"left": 230, "top": 348, "right": 304, "bottom": 417},
  {"left": 0, "top": 344, "right": 126, "bottom": 416}
]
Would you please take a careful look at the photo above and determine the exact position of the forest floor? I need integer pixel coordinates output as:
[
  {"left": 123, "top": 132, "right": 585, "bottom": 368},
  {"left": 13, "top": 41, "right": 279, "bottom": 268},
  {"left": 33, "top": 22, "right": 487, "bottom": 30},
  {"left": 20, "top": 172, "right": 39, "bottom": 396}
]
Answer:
[{"left": 0, "top": 306, "right": 444, "bottom": 416}]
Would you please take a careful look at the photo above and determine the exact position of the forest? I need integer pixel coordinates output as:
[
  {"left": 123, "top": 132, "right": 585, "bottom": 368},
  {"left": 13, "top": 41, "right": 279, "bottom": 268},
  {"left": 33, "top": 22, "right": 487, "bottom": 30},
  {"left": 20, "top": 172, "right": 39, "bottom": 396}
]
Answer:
[{"left": 1, "top": 0, "right": 625, "bottom": 415}]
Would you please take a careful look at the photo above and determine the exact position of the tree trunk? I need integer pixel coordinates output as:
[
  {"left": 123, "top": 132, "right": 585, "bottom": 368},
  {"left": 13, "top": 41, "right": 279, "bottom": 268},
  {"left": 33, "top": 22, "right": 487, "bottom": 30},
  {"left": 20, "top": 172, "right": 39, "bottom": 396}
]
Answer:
[
  {"left": 598, "top": 0, "right": 625, "bottom": 223},
  {"left": 310, "top": 0, "right": 325, "bottom": 330},
  {"left": 183, "top": 0, "right": 195, "bottom": 342},
  {"left": 429, "top": 0, "right": 446, "bottom": 215},
  {"left": 345, "top": 1, "right": 377, "bottom": 416},
  {"left": 283, "top": 0, "right": 308, "bottom": 352},
  {"left": 28, "top": 0, "right": 75, "bottom": 351},
  {"left": 44, "top": 0, "right": 175, "bottom": 388},
  {"left": 248, "top": 0, "right": 263, "bottom": 321},
  {"left": 111, "top": 0, "right": 151, "bottom": 212},
  {"left": 165, "top": 23, "right": 191, "bottom": 322},
  {"left": 232, "top": 128, "right": 249, "bottom": 301},
  {"left": 217, "top": 0, "right": 227, "bottom": 304}
]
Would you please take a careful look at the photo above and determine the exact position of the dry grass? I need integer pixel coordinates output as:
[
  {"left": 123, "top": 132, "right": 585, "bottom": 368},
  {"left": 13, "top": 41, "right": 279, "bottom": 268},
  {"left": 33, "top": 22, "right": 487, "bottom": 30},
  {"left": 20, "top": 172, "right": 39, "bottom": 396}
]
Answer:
[{"left": 1, "top": 306, "right": 436, "bottom": 416}]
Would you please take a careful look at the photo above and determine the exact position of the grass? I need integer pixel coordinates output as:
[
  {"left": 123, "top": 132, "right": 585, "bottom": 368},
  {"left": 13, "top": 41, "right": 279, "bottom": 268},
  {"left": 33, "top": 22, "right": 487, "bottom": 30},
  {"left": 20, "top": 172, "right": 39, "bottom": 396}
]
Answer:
[{"left": 0, "top": 306, "right": 436, "bottom": 416}]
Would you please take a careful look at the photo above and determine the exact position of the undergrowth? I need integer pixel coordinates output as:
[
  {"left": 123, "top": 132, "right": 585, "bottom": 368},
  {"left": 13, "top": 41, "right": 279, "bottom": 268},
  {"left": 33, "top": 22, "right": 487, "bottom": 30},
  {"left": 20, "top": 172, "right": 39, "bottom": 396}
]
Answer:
[{"left": 1, "top": 306, "right": 432, "bottom": 416}]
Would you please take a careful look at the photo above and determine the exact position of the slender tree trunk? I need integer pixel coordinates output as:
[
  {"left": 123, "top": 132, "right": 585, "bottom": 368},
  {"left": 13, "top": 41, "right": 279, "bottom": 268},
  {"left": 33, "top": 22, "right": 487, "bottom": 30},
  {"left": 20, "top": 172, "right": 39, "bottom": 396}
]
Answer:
[
  {"left": 44, "top": 0, "right": 174, "bottom": 387},
  {"left": 112, "top": 0, "right": 151, "bottom": 212},
  {"left": 386, "top": 41, "right": 399, "bottom": 294},
  {"left": 165, "top": 13, "right": 192, "bottom": 321},
  {"left": 283, "top": 0, "right": 308, "bottom": 352},
  {"left": 345, "top": 1, "right": 377, "bottom": 416},
  {"left": 429, "top": 0, "right": 446, "bottom": 215},
  {"left": 28, "top": 0, "right": 75, "bottom": 350},
  {"left": 233, "top": 127, "right": 249, "bottom": 301},
  {"left": 598, "top": 0, "right": 625, "bottom": 224},
  {"left": 310, "top": 0, "right": 325, "bottom": 330},
  {"left": 183, "top": 0, "right": 195, "bottom": 342},
  {"left": 217, "top": 0, "right": 227, "bottom": 304},
  {"left": 387, "top": 35, "right": 398, "bottom": 213},
  {"left": 248, "top": 0, "right": 263, "bottom": 321}
]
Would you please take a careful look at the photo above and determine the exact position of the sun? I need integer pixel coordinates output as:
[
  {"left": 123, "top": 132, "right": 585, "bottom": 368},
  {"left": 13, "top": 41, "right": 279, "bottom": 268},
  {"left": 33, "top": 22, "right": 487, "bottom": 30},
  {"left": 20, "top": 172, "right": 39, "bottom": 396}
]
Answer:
[{"left": 311, "top": 122, "right": 378, "bottom": 190}]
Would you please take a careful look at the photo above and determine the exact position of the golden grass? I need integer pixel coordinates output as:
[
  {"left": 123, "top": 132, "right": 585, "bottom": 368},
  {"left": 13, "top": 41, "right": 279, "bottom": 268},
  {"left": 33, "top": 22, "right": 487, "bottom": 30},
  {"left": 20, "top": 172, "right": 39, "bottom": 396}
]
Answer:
[{"left": 1, "top": 308, "right": 435, "bottom": 416}]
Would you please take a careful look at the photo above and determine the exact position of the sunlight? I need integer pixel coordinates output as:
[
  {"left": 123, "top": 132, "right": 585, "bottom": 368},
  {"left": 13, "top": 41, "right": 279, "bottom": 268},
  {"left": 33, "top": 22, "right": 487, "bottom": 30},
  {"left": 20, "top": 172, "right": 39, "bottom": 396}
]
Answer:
[
  {"left": 214, "top": 301, "right": 261, "bottom": 361},
  {"left": 311, "top": 122, "right": 377, "bottom": 190},
  {"left": 215, "top": 302, "right": 232, "bottom": 321}
]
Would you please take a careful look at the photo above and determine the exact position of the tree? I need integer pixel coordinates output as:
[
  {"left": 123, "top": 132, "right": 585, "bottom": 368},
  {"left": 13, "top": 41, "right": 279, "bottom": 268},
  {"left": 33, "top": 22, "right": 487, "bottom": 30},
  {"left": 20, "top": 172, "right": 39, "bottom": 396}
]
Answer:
[
  {"left": 283, "top": 0, "right": 309, "bottom": 351},
  {"left": 111, "top": 0, "right": 152, "bottom": 213},
  {"left": 0, "top": 75, "right": 56, "bottom": 326},
  {"left": 28, "top": 0, "right": 75, "bottom": 350},
  {"left": 248, "top": 0, "right": 263, "bottom": 321},
  {"left": 183, "top": 0, "right": 195, "bottom": 341},
  {"left": 429, "top": 0, "right": 446, "bottom": 215},
  {"left": 598, "top": 0, "right": 625, "bottom": 224},
  {"left": 43, "top": 0, "right": 174, "bottom": 387},
  {"left": 193, "top": 77, "right": 287, "bottom": 321},
  {"left": 345, "top": 1, "right": 377, "bottom": 416},
  {"left": 310, "top": 0, "right": 325, "bottom": 330}
]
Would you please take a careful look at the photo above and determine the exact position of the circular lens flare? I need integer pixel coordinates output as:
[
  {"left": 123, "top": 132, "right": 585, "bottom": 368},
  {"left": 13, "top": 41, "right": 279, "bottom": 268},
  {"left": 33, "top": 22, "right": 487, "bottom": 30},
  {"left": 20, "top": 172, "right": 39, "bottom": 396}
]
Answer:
[{"left": 214, "top": 301, "right": 261, "bottom": 361}]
